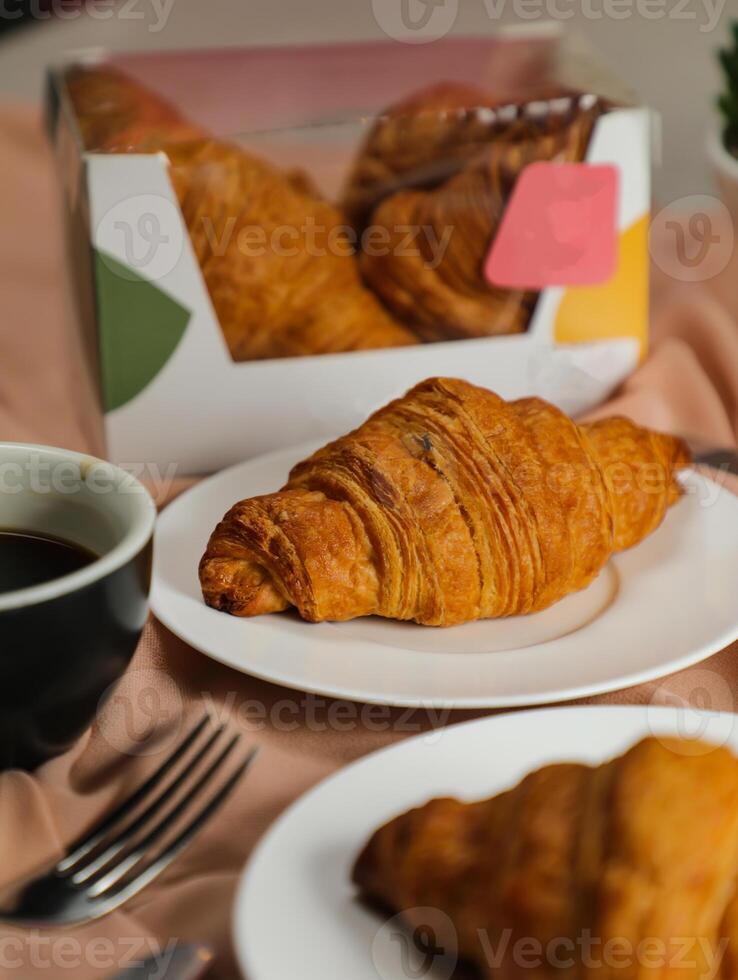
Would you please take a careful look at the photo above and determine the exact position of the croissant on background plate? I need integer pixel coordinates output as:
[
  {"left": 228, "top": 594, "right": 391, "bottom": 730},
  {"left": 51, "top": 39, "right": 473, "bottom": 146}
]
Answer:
[
  {"left": 199, "top": 378, "right": 689, "bottom": 626},
  {"left": 353, "top": 736, "right": 738, "bottom": 980},
  {"left": 66, "top": 66, "right": 416, "bottom": 360},
  {"left": 352, "top": 84, "right": 606, "bottom": 341}
]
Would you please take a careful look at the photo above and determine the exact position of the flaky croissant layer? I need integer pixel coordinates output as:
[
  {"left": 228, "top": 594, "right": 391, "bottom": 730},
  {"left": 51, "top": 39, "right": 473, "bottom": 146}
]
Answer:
[{"left": 199, "top": 378, "right": 689, "bottom": 626}]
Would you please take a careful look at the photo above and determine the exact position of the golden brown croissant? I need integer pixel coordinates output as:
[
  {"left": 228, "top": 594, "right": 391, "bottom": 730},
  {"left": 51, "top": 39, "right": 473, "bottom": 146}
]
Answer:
[
  {"left": 342, "top": 81, "right": 590, "bottom": 229},
  {"left": 342, "top": 82, "right": 511, "bottom": 229},
  {"left": 65, "top": 65, "right": 207, "bottom": 152},
  {"left": 66, "top": 66, "right": 416, "bottom": 360},
  {"left": 164, "top": 137, "right": 417, "bottom": 359},
  {"left": 358, "top": 92, "right": 604, "bottom": 341},
  {"left": 199, "top": 377, "right": 689, "bottom": 626},
  {"left": 353, "top": 737, "right": 738, "bottom": 980}
]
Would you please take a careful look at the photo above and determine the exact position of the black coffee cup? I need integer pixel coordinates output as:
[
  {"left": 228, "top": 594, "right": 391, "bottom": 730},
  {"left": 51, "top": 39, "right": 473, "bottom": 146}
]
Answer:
[{"left": 0, "top": 443, "right": 156, "bottom": 770}]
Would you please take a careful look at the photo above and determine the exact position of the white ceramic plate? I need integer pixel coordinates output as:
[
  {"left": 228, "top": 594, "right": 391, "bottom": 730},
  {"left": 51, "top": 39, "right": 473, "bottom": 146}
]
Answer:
[
  {"left": 151, "top": 443, "right": 738, "bottom": 707},
  {"left": 233, "top": 705, "right": 738, "bottom": 980}
]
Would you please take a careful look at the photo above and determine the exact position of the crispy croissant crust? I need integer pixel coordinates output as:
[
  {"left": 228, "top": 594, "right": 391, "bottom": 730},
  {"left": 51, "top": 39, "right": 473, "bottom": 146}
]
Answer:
[
  {"left": 358, "top": 97, "right": 603, "bottom": 341},
  {"left": 67, "top": 66, "right": 416, "bottom": 360},
  {"left": 352, "top": 737, "right": 738, "bottom": 980},
  {"left": 199, "top": 378, "right": 689, "bottom": 625}
]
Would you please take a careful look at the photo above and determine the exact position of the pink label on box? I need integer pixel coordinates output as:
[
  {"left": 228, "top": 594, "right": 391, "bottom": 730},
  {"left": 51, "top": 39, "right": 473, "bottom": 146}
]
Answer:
[{"left": 484, "top": 163, "right": 618, "bottom": 290}]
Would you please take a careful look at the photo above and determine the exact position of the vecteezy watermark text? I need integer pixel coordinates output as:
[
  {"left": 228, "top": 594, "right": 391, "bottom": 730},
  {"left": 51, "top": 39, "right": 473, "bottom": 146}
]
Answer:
[
  {"left": 97, "top": 670, "right": 456, "bottom": 757},
  {"left": 97, "top": 193, "right": 456, "bottom": 282},
  {"left": 0, "top": 934, "right": 180, "bottom": 976},
  {"left": 0, "top": 0, "right": 176, "bottom": 32},
  {"left": 372, "top": 911, "right": 731, "bottom": 980},
  {"left": 0, "top": 455, "right": 178, "bottom": 504},
  {"left": 198, "top": 215, "right": 454, "bottom": 269},
  {"left": 371, "top": 0, "right": 725, "bottom": 41},
  {"left": 480, "top": 0, "right": 724, "bottom": 31},
  {"left": 102, "top": 191, "right": 738, "bottom": 289}
]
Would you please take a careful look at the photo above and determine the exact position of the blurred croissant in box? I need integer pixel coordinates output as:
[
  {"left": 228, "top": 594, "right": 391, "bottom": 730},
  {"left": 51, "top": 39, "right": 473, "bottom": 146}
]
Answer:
[
  {"left": 67, "top": 66, "right": 608, "bottom": 360},
  {"left": 344, "top": 81, "right": 607, "bottom": 343},
  {"left": 66, "top": 65, "right": 416, "bottom": 361}
]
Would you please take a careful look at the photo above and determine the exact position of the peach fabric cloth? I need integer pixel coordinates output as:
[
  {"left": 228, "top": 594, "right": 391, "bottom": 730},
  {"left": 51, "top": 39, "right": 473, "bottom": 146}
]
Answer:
[{"left": 1, "top": 107, "right": 738, "bottom": 980}]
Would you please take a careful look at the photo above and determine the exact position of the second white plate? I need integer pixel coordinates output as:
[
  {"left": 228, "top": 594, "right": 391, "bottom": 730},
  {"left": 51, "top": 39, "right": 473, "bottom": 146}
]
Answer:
[
  {"left": 151, "top": 444, "right": 738, "bottom": 707},
  {"left": 233, "top": 705, "right": 738, "bottom": 980}
]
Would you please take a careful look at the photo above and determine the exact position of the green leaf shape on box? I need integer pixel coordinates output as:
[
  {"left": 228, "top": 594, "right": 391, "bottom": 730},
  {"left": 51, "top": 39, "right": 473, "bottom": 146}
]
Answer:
[{"left": 94, "top": 250, "right": 191, "bottom": 412}]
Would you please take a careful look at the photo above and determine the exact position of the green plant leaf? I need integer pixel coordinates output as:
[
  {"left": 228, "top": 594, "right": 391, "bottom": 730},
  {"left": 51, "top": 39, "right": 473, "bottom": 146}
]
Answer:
[{"left": 717, "top": 22, "right": 738, "bottom": 156}]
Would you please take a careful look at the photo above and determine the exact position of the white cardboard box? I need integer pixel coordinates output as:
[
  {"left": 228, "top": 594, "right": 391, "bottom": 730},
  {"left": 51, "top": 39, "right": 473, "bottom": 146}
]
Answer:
[{"left": 48, "top": 35, "right": 649, "bottom": 475}]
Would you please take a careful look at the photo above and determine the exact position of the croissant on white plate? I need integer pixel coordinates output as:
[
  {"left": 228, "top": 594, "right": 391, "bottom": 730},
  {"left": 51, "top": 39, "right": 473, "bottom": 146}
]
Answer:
[
  {"left": 354, "top": 736, "right": 738, "bottom": 980},
  {"left": 199, "top": 377, "right": 689, "bottom": 626}
]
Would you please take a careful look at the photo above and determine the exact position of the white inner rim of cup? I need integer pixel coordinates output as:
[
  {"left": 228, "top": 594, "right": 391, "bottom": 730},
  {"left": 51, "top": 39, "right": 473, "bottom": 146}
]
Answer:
[{"left": 0, "top": 443, "right": 156, "bottom": 611}]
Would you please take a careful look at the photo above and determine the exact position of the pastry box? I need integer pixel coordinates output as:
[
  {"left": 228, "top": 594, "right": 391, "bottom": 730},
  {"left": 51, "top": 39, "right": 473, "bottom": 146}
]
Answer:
[{"left": 47, "top": 31, "right": 650, "bottom": 474}]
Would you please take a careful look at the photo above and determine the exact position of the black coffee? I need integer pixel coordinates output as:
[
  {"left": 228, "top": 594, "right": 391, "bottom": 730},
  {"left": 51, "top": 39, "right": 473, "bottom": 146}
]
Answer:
[{"left": 0, "top": 530, "right": 97, "bottom": 594}]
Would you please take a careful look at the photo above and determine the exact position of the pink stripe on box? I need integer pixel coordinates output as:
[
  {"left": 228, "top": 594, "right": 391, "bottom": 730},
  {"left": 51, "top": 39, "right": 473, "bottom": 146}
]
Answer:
[{"left": 485, "top": 163, "right": 619, "bottom": 290}]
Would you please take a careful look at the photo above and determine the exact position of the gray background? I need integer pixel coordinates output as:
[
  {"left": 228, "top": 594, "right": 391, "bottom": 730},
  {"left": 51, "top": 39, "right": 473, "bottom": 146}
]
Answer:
[{"left": 0, "top": 0, "right": 732, "bottom": 202}]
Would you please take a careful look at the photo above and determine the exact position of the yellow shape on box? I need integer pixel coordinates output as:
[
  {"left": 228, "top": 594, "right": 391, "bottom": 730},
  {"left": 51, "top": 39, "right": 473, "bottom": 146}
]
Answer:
[{"left": 554, "top": 214, "right": 649, "bottom": 360}]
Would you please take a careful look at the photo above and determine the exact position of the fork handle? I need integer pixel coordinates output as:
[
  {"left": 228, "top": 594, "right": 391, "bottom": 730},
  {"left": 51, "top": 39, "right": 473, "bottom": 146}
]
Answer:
[{"left": 693, "top": 449, "right": 738, "bottom": 477}]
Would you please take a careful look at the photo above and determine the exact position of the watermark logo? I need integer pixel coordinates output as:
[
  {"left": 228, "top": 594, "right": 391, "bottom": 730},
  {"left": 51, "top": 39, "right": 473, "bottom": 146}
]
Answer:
[
  {"left": 371, "top": 909, "right": 458, "bottom": 980},
  {"left": 97, "top": 194, "right": 184, "bottom": 282},
  {"left": 646, "top": 668, "right": 736, "bottom": 754},
  {"left": 371, "top": 0, "right": 459, "bottom": 43},
  {"left": 650, "top": 195, "right": 734, "bottom": 283},
  {"left": 96, "top": 666, "right": 185, "bottom": 757}
]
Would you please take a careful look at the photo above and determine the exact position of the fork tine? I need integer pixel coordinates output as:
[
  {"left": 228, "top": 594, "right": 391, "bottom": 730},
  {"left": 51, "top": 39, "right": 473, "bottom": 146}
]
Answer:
[
  {"left": 84, "top": 748, "right": 258, "bottom": 912},
  {"left": 57, "top": 714, "right": 211, "bottom": 875},
  {"left": 85, "top": 734, "right": 244, "bottom": 899},
  {"left": 69, "top": 723, "right": 226, "bottom": 885}
]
